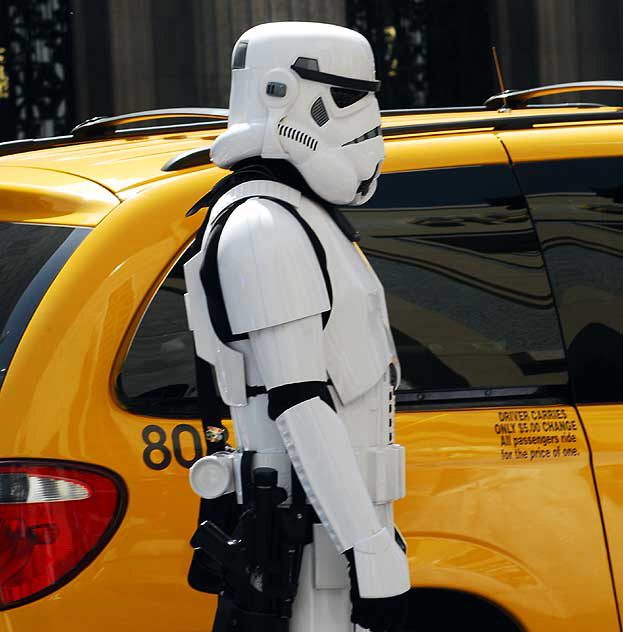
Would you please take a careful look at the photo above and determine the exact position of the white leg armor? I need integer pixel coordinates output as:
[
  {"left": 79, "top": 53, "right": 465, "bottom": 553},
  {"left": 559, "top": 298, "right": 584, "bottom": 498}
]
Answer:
[{"left": 290, "top": 527, "right": 351, "bottom": 632}]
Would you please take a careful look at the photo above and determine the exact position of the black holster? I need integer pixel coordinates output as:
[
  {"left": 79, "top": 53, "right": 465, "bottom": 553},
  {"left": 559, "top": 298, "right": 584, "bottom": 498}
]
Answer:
[
  {"left": 187, "top": 493, "right": 241, "bottom": 594},
  {"left": 190, "top": 466, "right": 313, "bottom": 632}
]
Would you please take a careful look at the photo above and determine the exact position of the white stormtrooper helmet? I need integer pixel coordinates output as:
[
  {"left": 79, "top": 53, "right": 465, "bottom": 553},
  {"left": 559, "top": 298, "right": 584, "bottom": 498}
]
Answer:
[{"left": 210, "top": 22, "right": 384, "bottom": 206}]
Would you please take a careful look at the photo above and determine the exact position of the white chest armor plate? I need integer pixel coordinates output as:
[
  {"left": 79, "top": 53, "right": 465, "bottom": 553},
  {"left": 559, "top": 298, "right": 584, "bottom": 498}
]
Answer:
[{"left": 184, "top": 180, "right": 404, "bottom": 505}]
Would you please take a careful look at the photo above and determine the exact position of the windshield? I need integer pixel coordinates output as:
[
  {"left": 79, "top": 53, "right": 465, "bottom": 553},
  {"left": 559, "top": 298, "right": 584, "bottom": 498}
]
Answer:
[{"left": 0, "top": 222, "right": 90, "bottom": 388}]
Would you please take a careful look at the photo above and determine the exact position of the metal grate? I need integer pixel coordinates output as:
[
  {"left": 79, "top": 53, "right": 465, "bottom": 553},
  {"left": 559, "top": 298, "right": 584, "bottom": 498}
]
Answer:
[
  {"left": 1, "top": 0, "right": 74, "bottom": 140},
  {"left": 347, "top": 0, "right": 428, "bottom": 109}
]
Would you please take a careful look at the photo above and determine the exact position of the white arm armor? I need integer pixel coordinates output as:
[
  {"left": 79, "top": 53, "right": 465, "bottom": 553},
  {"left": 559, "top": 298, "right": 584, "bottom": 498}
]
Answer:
[
  {"left": 250, "top": 322, "right": 409, "bottom": 598},
  {"left": 217, "top": 200, "right": 410, "bottom": 599},
  {"left": 218, "top": 197, "right": 330, "bottom": 334}
]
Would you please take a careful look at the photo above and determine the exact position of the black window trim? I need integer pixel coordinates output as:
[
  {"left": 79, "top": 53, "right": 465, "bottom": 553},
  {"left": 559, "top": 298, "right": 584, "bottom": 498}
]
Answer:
[
  {"left": 0, "top": 223, "right": 91, "bottom": 389},
  {"left": 396, "top": 385, "right": 569, "bottom": 410}
]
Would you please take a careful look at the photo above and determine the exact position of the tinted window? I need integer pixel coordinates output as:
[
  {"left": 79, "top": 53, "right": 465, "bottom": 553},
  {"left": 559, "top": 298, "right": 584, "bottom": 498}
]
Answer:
[
  {"left": 117, "top": 255, "right": 199, "bottom": 417},
  {"left": 0, "top": 222, "right": 90, "bottom": 387},
  {"left": 346, "top": 167, "right": 567, "bottom": 399},
  {"left": 119, "top": 166, "right": 568, "bottom": 417},
  {"left": 516, "top": 158, "right": 623, "bottom": 403}
]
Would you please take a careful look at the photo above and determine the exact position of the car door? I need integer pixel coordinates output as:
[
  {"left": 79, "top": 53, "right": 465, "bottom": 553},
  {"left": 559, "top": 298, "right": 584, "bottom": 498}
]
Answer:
[
  {"left": 344, "top": 131, "right": 619, "bottom": 630},
  {"left": 502, "top": 123, "right": 623, "bottom": 617},
  {"left": 116, "top": 131, "right": 620, "bottom": 631}
]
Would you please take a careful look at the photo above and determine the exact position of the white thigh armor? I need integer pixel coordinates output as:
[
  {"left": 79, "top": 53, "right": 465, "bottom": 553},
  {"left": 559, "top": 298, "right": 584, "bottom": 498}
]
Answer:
[{"left": 185, "top": 180, "right": 410, "bottom": 625}]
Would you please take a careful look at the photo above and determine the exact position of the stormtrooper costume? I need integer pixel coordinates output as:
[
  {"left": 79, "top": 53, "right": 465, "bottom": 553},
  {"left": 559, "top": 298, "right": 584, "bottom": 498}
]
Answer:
[{"left": 184, "top": 22, "right": 410, "bottom": 632}]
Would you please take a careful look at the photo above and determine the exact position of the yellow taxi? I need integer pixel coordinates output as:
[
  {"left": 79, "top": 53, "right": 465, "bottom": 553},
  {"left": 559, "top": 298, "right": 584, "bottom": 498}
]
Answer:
[{"left": 1, "top": 81, "right": 623, "bottom": 631}]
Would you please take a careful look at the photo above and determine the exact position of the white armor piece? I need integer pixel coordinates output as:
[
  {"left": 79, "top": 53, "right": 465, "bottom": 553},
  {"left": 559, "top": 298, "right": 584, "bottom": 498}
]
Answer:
[
  {"left": 185, "top": 21, "right": 409, "bottom": 632},
  {"left": 210, "top": 22, "right": 385, "bottom": 206},
  {"left": 185, "top": 182, "right": 410, "bottom": 617}
]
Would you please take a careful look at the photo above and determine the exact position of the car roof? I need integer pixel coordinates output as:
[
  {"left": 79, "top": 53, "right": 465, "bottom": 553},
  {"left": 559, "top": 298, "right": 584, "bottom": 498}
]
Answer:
[
  {"left": 1, "top": 93, "right": 621, "bottom": 227},
  {"left": 0, "top": 127, "right": 224, "bottom": 196}
]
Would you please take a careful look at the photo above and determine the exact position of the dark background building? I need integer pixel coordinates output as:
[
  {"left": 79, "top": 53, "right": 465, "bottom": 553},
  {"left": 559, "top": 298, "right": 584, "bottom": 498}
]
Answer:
[{"left": 1, "top": 0, "right": 623, "bottom": 140}]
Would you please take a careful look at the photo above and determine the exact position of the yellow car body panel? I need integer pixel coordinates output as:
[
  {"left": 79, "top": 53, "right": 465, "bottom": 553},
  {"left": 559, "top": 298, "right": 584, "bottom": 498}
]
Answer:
[
  {"left": 383, "top": 132, "right": 508, "bottom": 171},
  {"left": 0, "top": 133, "right": 223, "bottom": 194},
  {"left": 0, "top": 166, "right": 119, "bottom": 225},
  {"left": 497, "top": 123, "right": 623, "bottom": 163},
  {"left": 0, "top": 171, "right": 223, "bottom": 630},
  {"left": 1, "top": 105, "right": 623, "bottom": 630},
  {"left": 574, "top": 405, "right": 623, "bottom": 620},
  {"left": 395, "top": 406, "right": 618, "bottom": 631}
]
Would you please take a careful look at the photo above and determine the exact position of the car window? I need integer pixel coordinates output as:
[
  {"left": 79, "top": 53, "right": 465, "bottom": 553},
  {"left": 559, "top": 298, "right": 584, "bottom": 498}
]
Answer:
[
  {"left": 119, "top": 166, "right": 568, "bottom": 417},
  {"left": 0, "top": 222, "right": 90, "bottom": 388},
  {"left": 117, "top": 254, "right": 200, "bottom": 418},
  {"left": 347, "top": 167, "right": 568, "bottom": 402},
  {"left": 515, "top": 157, "right": 623, "bottom": 403}
]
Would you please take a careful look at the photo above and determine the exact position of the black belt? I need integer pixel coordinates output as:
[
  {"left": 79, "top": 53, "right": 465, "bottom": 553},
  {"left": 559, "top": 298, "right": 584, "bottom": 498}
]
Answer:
[
  {"left": 246, "top": 384, "right": 267, "bottom": 398},
  {"left": 246, "top": 378, "right": 334, "bottom": 400}
]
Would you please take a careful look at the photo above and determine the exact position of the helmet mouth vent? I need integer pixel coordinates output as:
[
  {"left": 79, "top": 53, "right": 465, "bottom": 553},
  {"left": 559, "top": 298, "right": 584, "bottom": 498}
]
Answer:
[{"left": 278, "top": 124, "right": 318, "bottom": 151}]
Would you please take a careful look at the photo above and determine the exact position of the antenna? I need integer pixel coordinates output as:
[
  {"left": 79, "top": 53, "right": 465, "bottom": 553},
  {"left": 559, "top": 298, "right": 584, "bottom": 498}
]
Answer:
[{"left": 491, "top": 46, "right": 508, "bottom": 109}]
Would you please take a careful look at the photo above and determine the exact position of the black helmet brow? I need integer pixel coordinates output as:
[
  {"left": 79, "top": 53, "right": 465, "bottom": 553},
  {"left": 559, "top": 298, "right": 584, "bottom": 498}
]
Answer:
[{"left": 291, "top": 57, "right": 380, "bottom": 93}]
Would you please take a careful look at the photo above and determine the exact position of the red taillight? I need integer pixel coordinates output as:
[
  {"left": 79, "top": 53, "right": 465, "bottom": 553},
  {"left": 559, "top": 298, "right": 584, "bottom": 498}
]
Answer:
[{"left": 0, "top": 460, "right": 127, "bottom": 610}]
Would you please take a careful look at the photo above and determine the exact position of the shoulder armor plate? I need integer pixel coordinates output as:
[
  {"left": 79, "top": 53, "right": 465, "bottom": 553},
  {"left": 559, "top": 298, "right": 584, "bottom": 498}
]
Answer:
[
  {"left": 217, "top": 197, "right": 331, "bottom": 334},
  {"left": 184, "top": 180, "right": 331, "bottom": 406}
]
